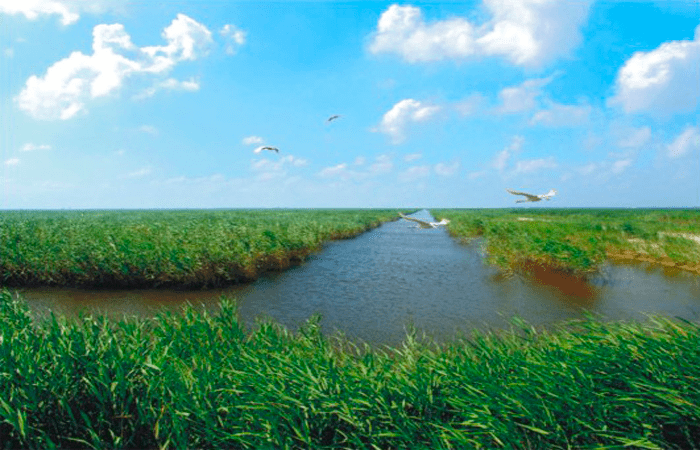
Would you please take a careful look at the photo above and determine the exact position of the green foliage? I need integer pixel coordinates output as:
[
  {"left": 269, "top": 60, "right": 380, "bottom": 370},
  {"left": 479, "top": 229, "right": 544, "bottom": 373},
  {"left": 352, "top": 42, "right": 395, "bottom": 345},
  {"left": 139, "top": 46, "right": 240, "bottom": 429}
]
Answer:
[
  {"left": 1, "top": 290, "right": 699, "bottom": 449},
  {"left": 0, "top": 209, "right": 399, "bottom": 289},
  {"left": 432, "top": 208, "right": 700, "bottom": 275}
]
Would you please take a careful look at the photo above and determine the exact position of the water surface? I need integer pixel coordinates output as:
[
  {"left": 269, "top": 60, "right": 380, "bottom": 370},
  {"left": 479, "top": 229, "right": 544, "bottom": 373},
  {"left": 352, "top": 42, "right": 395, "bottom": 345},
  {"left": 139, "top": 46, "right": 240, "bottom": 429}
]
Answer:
[{"left": 17, "top": 210, "right": 700, "bottom": 345}]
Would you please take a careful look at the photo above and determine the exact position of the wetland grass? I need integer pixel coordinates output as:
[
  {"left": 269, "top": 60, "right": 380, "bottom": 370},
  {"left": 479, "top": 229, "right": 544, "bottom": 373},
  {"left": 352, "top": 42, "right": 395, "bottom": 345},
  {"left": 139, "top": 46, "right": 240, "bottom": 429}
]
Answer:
[
  {"left": 432, "top": 208, "right": 700, "bottom": 277},
  {"left": 0, "top": 209, "right": 400, "bottom": 289},
  {"left": 1, "top": 289, "right": 700, "bottom": 449}
]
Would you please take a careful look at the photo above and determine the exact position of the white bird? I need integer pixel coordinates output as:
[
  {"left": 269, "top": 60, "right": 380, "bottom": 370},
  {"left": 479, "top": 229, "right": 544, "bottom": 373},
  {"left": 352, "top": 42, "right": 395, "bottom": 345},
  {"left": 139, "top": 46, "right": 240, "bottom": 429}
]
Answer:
[
  {"left": 399, "top": 212, "right": 450, "bottom": 229},
  {"left": 327, "top": 115, "right": 341, "bottom": 122},
  {"left": 254, "top": 146, "right": 279, "bottom": 154},
  {"left": 506, "top": 189, "right": 557, "bottom": 203}
]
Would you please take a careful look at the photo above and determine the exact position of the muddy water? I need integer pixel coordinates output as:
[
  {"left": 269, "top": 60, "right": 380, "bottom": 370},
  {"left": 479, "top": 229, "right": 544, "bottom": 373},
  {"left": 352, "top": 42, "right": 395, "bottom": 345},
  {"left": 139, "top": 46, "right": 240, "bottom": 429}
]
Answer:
[{"left": 15, "top": 210, "right": 700, "bottom": 345}]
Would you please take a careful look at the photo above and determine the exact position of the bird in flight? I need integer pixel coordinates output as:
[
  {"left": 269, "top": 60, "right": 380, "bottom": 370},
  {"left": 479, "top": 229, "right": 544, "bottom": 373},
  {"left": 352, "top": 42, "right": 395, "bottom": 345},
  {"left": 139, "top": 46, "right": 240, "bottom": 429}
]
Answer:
[
  {"left": 327, "top": 115, "right": 341, "bottom": 122},
  {"left": 506, "top": 189, "right": 557, "bottom": 203},
  {"left": 399, "top": 212, "right": 450, "bottom": 229},
  {"left": 254, "top": 146, "right": 279, "bottom": 153}
]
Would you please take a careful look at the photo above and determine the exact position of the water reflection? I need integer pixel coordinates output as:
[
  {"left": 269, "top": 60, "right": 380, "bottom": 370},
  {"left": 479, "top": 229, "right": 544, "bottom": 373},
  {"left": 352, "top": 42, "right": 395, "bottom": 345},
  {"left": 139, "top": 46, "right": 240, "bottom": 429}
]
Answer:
[{"left": 15, "top": 210, "right": 700, "bottom": 346}]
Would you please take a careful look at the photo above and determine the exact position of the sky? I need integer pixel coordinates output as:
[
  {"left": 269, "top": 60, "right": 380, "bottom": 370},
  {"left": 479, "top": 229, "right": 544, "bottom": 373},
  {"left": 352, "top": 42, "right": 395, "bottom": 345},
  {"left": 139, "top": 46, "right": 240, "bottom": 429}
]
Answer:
[{"left": 1, "top": 0, "right": 699, "bottom": 209}]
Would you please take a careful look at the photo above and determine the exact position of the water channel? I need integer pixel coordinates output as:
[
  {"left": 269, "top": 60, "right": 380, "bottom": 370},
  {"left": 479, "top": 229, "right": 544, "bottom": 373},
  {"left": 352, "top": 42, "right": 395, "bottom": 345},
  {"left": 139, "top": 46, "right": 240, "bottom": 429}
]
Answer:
[{"left": 15, "top": 210, "right": 700, "bottom": 345}]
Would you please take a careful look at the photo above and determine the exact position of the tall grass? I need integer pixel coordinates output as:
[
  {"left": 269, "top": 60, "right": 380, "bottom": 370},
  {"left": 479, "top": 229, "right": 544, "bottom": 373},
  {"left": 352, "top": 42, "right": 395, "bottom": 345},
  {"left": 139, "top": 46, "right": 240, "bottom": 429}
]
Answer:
[
  {"left": 2, "top": 289, "right": 699, "bottom": 449},
  {"left": 432, "top": 208, "right": 700, "bottom": 276},
  {"left": 0, "top": 209, "right": 399, "bottom": 289}
]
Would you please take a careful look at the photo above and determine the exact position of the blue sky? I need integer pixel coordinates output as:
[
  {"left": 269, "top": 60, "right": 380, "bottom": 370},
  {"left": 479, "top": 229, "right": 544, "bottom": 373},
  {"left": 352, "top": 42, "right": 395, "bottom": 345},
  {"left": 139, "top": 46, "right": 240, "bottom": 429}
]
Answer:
[{"left": 1, "top": 0, "right": 699, "bottom": 209}]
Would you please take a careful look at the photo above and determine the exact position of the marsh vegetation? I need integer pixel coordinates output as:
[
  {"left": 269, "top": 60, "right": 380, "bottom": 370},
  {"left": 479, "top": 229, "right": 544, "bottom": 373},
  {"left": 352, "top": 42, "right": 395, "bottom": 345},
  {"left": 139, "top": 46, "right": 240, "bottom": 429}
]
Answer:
[{"left": 433, "top": 208, "right": 700, "bottom": 276}]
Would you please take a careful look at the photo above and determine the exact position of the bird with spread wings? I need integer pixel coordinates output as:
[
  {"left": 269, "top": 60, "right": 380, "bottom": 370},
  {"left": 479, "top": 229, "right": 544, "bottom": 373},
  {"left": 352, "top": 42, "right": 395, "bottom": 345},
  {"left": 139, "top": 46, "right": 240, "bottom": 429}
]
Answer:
[
  {"left": 399, "top": 212, "right": 450, "bottom": 229},
  {"left": 506, "top": 189, "right": 557, "bottom": 203}
]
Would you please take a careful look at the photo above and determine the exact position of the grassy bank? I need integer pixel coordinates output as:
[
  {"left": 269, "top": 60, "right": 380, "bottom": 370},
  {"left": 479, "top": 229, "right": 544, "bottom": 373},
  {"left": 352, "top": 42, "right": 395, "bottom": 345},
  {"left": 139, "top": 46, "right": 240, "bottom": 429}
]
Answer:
[
  {"left": 1, "top": 290, "right": 699, "bottom": 449},
  {"left": 0, "top": 209, "right": 399, "bottom": 289},
  {"left": 432, "top": 208, "right": 700, "bottom": 276}
]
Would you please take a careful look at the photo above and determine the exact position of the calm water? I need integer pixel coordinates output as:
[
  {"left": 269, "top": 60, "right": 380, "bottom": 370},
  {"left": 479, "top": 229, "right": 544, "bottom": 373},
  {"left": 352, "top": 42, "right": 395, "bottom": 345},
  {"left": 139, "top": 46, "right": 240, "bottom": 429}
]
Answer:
[{"left": 16, "top": 210, "right": 700, "bottom": 345}]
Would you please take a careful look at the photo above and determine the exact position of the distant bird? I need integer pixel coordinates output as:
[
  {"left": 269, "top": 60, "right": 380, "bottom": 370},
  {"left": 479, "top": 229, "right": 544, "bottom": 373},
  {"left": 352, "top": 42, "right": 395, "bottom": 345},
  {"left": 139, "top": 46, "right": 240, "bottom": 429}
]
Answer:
[
  {"left": 399, "top": 212, "right": 450, "bottom": 229},
  {"left": 506, "top": 189, "right": 557, "bottom": 203},
  {"left": 254, "top": 146, "right": 279, "bottom": 154},
  {"left": 327, "top": 115, "right": 341, "bottom": 122}
]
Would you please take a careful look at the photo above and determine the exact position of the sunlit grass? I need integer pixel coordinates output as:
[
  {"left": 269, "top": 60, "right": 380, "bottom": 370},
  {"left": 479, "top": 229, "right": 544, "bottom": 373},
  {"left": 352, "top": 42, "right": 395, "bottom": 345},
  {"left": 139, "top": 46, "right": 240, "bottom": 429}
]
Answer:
[
  {"left": 1, "top": 289, "right": 699, "bottom": 449},
  {"left": 432, "top": 208, "right": 700, "bottom": 276},
  {"left": 0, "top": 209, "right": 400, "bottom": 289}
]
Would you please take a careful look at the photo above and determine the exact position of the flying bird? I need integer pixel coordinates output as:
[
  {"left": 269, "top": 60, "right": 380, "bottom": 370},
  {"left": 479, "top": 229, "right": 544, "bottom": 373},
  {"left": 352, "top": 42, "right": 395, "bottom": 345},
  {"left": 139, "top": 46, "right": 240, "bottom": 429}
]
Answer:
[
  {"left": 327, "top": 115, "right": 341, "bottom": 122},
  {"left": 506, "top": 189, "right": 557, "bottom": 203},
  {"left": 399, "top": 212, "right": 450, "bottom": 229},
  {"left": 254, "top": 146, "right": 279, "bottom": 154}
]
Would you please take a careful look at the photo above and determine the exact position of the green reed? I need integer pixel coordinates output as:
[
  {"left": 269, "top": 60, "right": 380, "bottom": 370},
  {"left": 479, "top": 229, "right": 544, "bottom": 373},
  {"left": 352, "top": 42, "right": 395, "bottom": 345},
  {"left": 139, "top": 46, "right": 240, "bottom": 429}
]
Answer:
[
  {"left": 0, "top": 209, "right": 399, "bottom": 289},
  {"left": 1, "top": 289, "right": 699, "bottom": 449},
  {"left": 432, "top": 208, "right": 700, "bottom": 275}
]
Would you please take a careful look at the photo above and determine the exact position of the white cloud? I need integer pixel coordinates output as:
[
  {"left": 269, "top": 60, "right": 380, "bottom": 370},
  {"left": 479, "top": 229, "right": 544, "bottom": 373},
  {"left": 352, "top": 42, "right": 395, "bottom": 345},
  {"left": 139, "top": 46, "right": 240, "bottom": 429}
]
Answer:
[
  {"left": 134, "top": 77, "right": 200, "bottom": 100},
  {"left": 454, "top": 93, "right": 485, "bottom": 116},
  {"left": 220, "top": 24, "right": 246, "bottom": 55},
  {"left": 494, "top": 75, "right": 553, "bottom": 114},
  {"left": 21, "top": 143, "right": 51, "bottom": 151},
  {"left": 667, "top": 126, "right": 700, "bottom": 158},
  {"left": 377, "top": 98, "right": 440, "bottom": 144},
  {"left": 0, "top": 0, "right": 79, "bottom": 25},
  {"left": 611, "top": 158, "right": 632, "bottom": 174},
  {"left": 468, "top": 170, "right": 487, "bottom": 180},
  {"left": 123, "top": 167, "right": 152, "bottom": 178},
  {"left": 139, "top": 125, "right": 158, "bottom": 135},
  {"left": 578, "top": 162, "right": 597, "bottom": 176},
  {"left": 354, "top": 156, "right": 366, "bottom": 166},
  {"left": 398, "top": 165, "right": 431, "bottom": 182},
  {"left": 318, "top": 163, "right": 348, "bottom": 179},
  {"left": 617, "top": 126, "right": 651, "bottom": 148},
  {"left": 4, "top": 157, "right": 20, "bottom": 166},
  {"left": 404, "top": 153, "right": 422, "bottom": 162},
  {"left": 530, "top": 102, "right": 591, "bottom": 127},
  {"left": 251, "top": 154, "right": 308, "bottom": 181},
  {"left": 513, "top": 157, "right": 557, "bottom": 174},
  {"left": 435, "top": 160, "right": 460, "bottom": 177},
  {"left": 609, "top": 25, "right": 700, "bottom": 115},
  {"left": 16, "top": 14, "right": 212, "bottom": 120},
  {"left": 242, "top": 135, "right": 264, "bottom": 145},
  {"left": 492, "top": 135, "right": 524, "bottom": 171},
  {"left": 4, "top": 48, "right": 14, "bottom": 58},
  {"left": 368, "top": 154, "right": 393, "bottom": 174},
  {"left": 369, "top": 1, "right": 591, "bottom": 68}
]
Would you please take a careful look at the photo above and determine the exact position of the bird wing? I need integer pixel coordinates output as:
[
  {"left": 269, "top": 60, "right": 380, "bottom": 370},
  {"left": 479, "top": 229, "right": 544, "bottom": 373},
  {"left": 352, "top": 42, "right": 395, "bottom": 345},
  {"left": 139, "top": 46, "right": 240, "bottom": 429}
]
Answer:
[
  {"left": 399, "top": 213, "right": 432, "bottom": 227},
  {"left": 506, "top": 189, "right": 538, "bottom": 201}
]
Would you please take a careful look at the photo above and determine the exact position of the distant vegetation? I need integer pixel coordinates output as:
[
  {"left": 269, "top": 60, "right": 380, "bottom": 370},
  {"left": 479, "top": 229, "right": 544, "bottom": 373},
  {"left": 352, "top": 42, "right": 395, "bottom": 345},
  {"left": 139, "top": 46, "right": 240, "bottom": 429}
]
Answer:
[
  {"left": 1, "top": 290, "right": 699, "bottom": 449},
  {"left": 432, "top": 208, "right": 700, "bottom": 276},
  {"left": 0, "top": 209, "right": 400, "bottom": 289}
]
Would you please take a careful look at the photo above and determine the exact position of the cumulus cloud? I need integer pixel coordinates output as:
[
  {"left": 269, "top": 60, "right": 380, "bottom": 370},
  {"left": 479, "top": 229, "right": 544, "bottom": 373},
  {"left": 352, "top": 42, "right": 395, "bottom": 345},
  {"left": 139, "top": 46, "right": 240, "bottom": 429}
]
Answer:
[
  {"left": 492, "top": 135, "right": 524, "bottom": 171},
  {"left": 369, "top": 1, "right": 591, "bottom": 68},
  {"left": 251, "top": 155, "right": 308, "bottom": 181},
  {"left": 513, "top": 157, "right": 557, "bottom": 174},
  {"left": 123, "top": 167, "right": 152, "bottom": 178},
  {"left": 139, "top": 125, "right": 158, "bottom": 135},
  {"left": 435, "top": 160, "right": 460, "bottom": 177},
  {"left": 4, "top": 157, "right": 20, "bottom": 166},
  {"left": 494, "top": 76, "right": 553, "bottom": 114},
  {"left": 0, "top": 0, "right": 79, "bottom": 25},
  {"left": 398, "top": 165, "right": 431, "bottom": 182},
  {"left": 667, "top": 126, "right": 700, "bottom": 158},
  {"left": 611, "top": 158, "right": 632, "bottom": 174},
  {"left": 616, "top": 126, "right": 651, "bottom": 148},
  {"left": 16, "top": 14, "right": 212, "bottom": 120},
  {"left": 530, "top": 102, "right": 591, "bottom": 127},
  {"left": 404, "top": 153, "right": 422, "bottom": 162},
  {"left": 608, "top": 25, "right": 700, "bottom": 115},
  {"left": 133, "top": 77, "right": 200, "bottom": 100},
  {"left": 318, "top": 163, "right": 348, "bottom": 179},
  {"left": 318, "top": 155, "right": 393, "bottom": 180},
  {"left": 220, "top": 24, "right": 246, "bottom": 55},
  {"left": 242, "top": 135, "right": 264, "bottom": 145},
  {"left": 21, "top": 143, "right": 51, "bottom": 151},
  {"left": 376, "top": 98, "right": 440, "bottom": 144}
]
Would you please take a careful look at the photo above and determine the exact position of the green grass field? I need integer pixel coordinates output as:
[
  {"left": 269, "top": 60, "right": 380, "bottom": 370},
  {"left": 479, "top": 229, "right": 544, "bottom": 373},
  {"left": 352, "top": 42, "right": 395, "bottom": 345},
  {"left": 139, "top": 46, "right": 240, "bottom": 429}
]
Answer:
[
  {"left": 0, "top": 209, "right": 400, "bottom": 289},
  {"left": 1, "top": 290, "right": 699, "bottom": 449},
  {"left": 432, "top": 208, "right": 700, "bottom": 276}
]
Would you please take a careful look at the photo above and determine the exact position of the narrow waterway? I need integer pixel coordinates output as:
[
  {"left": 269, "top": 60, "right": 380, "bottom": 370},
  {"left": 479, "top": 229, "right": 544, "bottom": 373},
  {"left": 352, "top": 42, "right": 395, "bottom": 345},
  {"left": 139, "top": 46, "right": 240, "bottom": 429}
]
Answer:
[{"left": 16, "top": 210, "right": 700, "bottom": 345}]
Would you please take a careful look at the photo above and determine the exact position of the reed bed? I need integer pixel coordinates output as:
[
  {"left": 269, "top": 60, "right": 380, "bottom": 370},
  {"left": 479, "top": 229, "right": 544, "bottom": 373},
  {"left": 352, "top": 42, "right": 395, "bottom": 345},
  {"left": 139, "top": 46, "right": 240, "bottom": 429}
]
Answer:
[
  {"left": 432, "top": 208, "right": 700, "bottom": 276},
  {"left": 0, "top": 209, "right": 399, "bottom": 289},
  {"left": 1, "top": 289, "right": 699, "bottom": 449}
]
